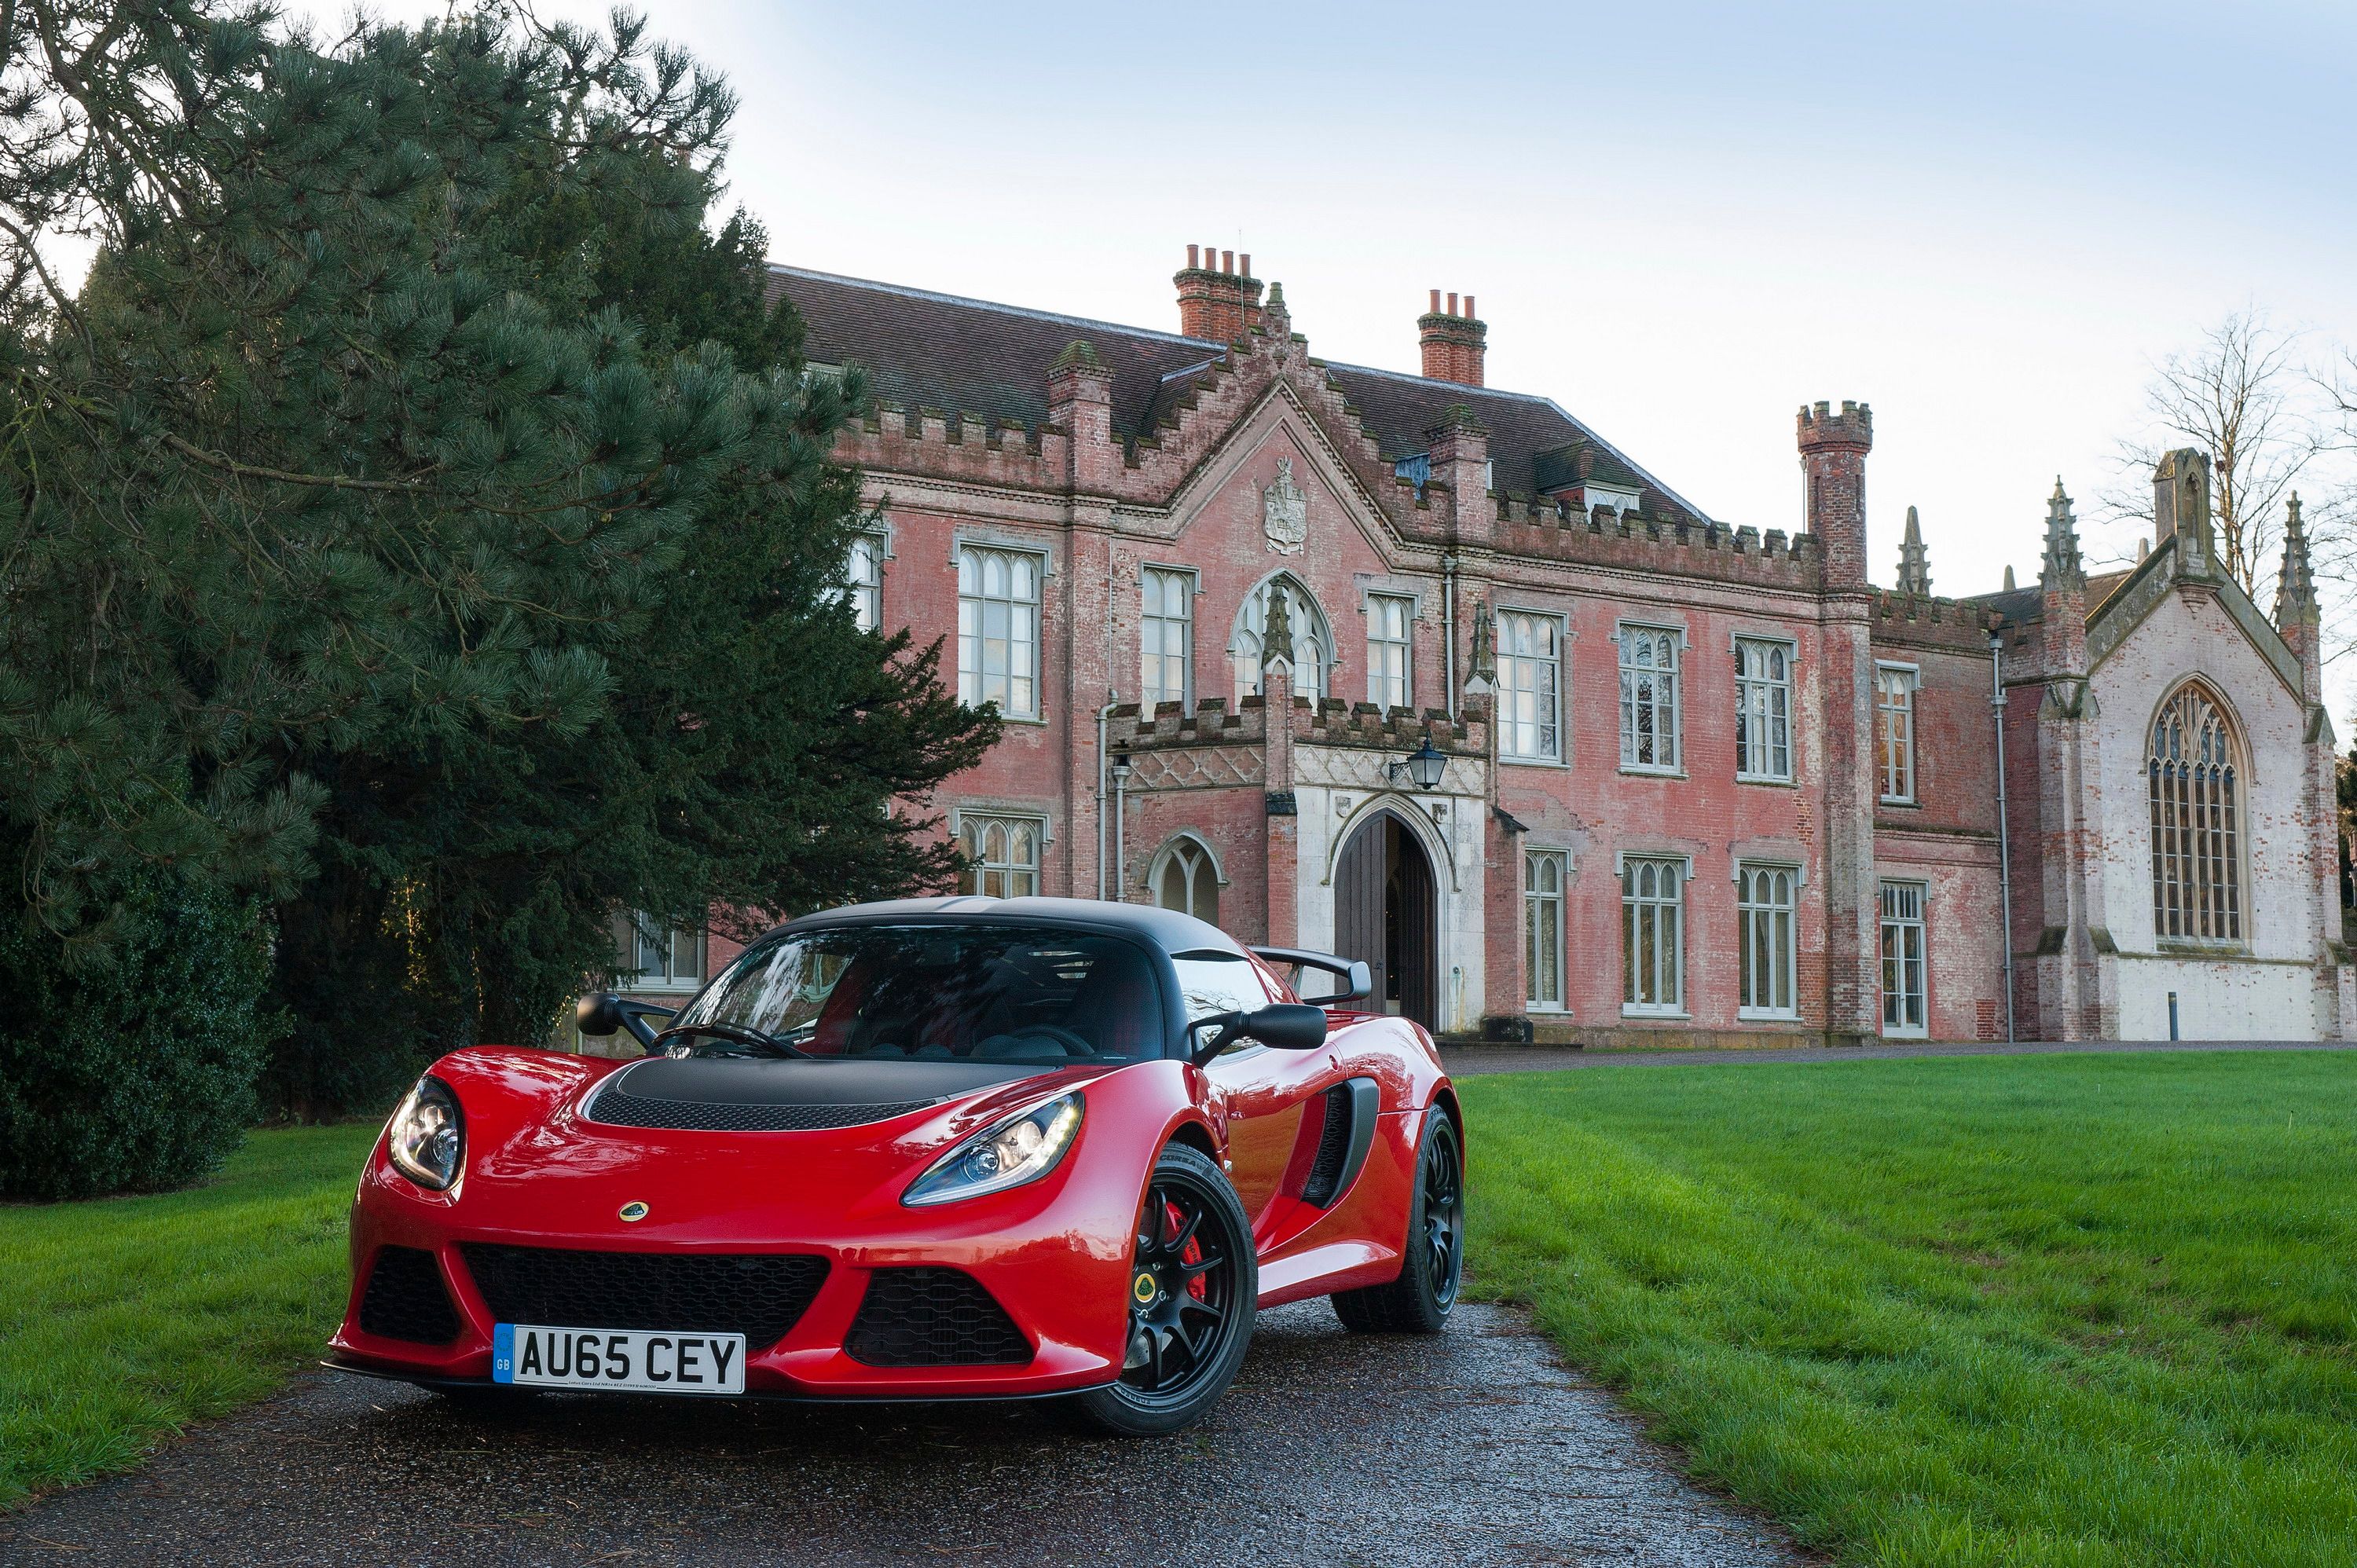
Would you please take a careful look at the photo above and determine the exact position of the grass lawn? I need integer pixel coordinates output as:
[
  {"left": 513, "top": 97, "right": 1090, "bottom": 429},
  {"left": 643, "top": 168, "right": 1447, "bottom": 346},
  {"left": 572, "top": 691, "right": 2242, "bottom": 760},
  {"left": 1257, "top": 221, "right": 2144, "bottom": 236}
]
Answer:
[
  {"left": 0, "top": 1123, "right": 377, "bottom": 1509},
  {"left": 1462, "top": 1051, "right": 2357, "bottom": 1567}
]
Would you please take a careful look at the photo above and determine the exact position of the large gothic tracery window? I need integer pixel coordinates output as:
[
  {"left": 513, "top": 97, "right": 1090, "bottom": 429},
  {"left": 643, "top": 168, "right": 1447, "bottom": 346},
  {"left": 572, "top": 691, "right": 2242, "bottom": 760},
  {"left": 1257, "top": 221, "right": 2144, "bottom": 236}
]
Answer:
[{"left": 2148, "top": 683, "right": 2244, "bottom": 943}]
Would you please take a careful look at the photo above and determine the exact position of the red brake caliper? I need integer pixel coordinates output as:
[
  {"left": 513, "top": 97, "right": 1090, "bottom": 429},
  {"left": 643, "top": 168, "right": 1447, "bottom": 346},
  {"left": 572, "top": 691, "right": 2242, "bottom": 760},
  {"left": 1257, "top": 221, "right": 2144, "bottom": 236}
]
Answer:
[{"left": 1164, "top": 1199, "right": 1208, "bottom": 1301}]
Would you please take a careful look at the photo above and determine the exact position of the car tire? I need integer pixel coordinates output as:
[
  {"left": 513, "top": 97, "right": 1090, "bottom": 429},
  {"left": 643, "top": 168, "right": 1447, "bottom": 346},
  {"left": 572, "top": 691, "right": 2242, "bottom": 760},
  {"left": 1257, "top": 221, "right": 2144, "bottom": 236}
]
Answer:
[
  {"left": 1069, "top": 1142, "right": 1258, "bottom": 1438},
  {"left": 1332, "top": 1105, "right": 1464, "bottom": 1335}
]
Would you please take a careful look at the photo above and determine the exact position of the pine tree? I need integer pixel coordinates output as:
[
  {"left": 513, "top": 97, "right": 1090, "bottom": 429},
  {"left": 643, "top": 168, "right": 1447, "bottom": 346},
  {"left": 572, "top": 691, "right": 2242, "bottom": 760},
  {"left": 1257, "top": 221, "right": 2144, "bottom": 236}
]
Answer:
[{"left": 2, "top": 4, "right": 997, "bottom": 1121}]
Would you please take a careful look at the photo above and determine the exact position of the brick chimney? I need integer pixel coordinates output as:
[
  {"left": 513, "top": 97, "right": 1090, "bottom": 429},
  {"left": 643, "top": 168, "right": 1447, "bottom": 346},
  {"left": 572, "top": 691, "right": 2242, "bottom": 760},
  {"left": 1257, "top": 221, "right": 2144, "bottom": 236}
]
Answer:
[
  {"left": 1175, "top": 244, "right": 1263, "bottom": 343},
  {"left": 1417, "top": 290, "right": 1486, "bottom": 386},
  {"left": 1797, "top": 399, "right": 1872, "bottom": 592}
]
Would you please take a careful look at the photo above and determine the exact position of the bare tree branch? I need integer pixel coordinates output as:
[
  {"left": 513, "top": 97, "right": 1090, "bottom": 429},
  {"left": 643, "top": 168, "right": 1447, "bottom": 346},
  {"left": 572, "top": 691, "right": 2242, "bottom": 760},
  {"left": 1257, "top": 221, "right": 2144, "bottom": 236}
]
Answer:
[{"left": 2097, "top": 310, "right": 2328, "bottom": 599}]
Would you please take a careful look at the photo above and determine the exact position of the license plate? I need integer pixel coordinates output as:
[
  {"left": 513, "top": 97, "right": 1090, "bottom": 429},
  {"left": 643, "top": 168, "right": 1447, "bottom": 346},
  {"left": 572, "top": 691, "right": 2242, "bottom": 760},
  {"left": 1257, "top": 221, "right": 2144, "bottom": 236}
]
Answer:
[{"left": 492, "top": 1324, "right": 746, "bottom": 1394}]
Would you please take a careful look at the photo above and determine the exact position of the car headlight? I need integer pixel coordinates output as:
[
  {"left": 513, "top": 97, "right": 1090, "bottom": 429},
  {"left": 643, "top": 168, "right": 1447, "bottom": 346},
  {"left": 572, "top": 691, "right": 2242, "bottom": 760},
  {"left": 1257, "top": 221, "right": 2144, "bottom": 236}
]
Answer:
[
  {"left": 387, "top": 1075, "right": 464, "bottom": 1191},
  {"left": 903, "top": 1093, "right": 1083, "bottom": 1207}
]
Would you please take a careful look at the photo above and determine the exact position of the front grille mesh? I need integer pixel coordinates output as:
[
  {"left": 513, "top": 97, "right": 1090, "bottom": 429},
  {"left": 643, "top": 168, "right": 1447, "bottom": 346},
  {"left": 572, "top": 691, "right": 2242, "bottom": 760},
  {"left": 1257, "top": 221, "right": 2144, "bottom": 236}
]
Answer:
[
  {"left": 845, "top": 1267, "right": 1032, "bottom": 1367},
  {"left": 358, "top": 1245, "right": 460, "bottom": 1344},
  {"left": 1300, "top": 1083, "right": 1357, "bottom": 1207},
  {"left": 588, "top": 1086, "right": 937, "bottom": 1134},
  {"left": 460, "top": 1244, "right": 829, "bottom": 1351}
]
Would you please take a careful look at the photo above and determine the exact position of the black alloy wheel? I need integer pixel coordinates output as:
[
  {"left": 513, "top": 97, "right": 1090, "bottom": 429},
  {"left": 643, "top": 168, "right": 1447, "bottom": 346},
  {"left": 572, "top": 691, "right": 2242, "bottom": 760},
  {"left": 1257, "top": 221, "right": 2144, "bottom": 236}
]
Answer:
[
  {"left": 1070, "top": 1143, "right": 1256, "bottom": 1436},
  {"left": 1332, "top": 1106, "right": 1464, "bottom": 1334}
]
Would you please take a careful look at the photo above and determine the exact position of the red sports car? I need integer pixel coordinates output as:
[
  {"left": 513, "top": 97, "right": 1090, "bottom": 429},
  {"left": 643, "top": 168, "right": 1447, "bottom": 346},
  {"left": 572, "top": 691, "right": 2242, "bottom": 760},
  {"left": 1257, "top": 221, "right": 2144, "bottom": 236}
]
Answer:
[{"left": 326, "top": 896, "right": 1465, "bottom": 1434}]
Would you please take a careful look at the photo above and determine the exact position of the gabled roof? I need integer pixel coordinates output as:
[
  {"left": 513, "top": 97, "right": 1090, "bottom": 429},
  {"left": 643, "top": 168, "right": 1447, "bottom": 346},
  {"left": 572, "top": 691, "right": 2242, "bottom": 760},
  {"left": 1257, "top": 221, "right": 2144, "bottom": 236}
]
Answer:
[
  {"left": 766, "top": 265, "right": 1706, "bottom": 522},
  {"left": 1968, "top": 567, "right": 2132, "bottom": 627}
]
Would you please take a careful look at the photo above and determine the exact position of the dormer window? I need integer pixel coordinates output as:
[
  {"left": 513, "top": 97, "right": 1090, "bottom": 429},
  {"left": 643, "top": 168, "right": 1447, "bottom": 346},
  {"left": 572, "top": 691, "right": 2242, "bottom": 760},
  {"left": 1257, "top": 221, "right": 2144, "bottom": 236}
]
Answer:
[{"left": 1562, "top": 481, "right": 1642, "bottom": 517}]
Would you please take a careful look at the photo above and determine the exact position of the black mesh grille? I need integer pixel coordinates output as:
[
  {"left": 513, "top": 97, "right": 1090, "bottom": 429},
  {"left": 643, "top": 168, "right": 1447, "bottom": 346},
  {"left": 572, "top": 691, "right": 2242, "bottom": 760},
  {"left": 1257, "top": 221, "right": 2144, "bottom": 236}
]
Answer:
[
  {"left": 459, "top": 1245, "right": 829, "bottom": 1350},
  {"left": 358, "top": 1245, "right": 460, "bottom": 1344},
  {"left": 1301, "top": 1084, "right": 1356, "bottom": 1207},
  {"left": 845, "top": 1267, "right": 1032, "bottom": 1367},
  {"left": 588, "top": 1086, "right": 937, "bottom": 1133}
]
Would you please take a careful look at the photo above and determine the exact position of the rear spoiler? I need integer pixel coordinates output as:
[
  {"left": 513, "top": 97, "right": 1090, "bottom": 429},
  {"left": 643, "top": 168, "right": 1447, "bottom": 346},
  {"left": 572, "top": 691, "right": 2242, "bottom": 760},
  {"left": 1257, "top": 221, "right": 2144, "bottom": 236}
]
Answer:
[{"left": 1250, "top": 947, "right": 1373, "bottom": 1004}]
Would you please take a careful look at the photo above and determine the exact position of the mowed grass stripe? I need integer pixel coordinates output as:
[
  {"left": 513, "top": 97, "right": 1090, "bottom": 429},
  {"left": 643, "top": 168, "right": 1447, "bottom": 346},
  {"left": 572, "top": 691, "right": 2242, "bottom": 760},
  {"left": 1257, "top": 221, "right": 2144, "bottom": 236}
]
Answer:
[
  {"left": 1461, "top": 1051, "right": 2357, "bottom": 1567},
  {"left": 0, "top": 1123, "right": 377, "bottom": 1509}
]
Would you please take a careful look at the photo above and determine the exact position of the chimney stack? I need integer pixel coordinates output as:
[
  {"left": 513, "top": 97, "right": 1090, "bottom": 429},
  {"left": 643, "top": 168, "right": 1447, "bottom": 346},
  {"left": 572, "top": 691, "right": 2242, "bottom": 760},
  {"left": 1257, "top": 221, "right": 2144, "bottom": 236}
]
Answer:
[
  {"left": 1418, "top": 290, "right": 1486, "bottom": 387},
  {"left": 1175, "top": 244, "right": 1263, "bottom": 343}
]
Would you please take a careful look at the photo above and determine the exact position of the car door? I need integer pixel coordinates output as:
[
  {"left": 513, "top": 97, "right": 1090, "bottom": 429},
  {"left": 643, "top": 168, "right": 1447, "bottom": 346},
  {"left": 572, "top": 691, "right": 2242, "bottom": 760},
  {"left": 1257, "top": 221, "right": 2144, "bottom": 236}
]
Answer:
[{"left": 1173, "top": 950, "right": 1329, "bottom": 1234}]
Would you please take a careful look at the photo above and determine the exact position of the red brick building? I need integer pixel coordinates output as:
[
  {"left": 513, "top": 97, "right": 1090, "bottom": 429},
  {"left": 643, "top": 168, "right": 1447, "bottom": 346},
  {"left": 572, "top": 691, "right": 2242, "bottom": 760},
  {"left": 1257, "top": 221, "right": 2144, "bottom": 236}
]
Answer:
[{"left": 608, "top": 248, "right": 2347, "bottom": 1047}]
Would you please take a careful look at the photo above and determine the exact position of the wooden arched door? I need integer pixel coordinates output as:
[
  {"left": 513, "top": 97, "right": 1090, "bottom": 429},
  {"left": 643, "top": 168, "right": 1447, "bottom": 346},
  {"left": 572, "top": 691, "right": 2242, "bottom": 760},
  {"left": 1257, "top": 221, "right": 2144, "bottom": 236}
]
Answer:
[{"left": 1332, "top": 809, "right": 1438, "bottom": 1029}]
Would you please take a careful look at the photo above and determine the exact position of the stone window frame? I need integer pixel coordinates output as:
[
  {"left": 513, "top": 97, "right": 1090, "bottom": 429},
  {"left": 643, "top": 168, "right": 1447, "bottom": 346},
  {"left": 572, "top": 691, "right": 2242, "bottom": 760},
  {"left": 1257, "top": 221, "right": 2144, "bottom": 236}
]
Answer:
[
  {"left": 1362, "top": 588, "right": 1417, "bottom": 714},
  {"left": 1874, "top": 660, "right": 1920, "bottom": 804},
  {"left": 1230, "top": 570, "right": 1338, "bottom": 707},
  {"left": 952, "top": 533, "right": 1053, "bottom": 724},
  {"left": 1144, "top": 830, "right": 1226, "bottom": 925},
  {"left": 948, "top": 808, "right": 1052, "bottom": 898},
  {"left": 841, "top": 518, "right": 894, "bottom": 635},
  {"left": 1616, "top": 850, "right": 1692, "bottom": 1019},
  {"left": 1732, "top": 632, "right": 1796, "bottom": 786},
  {"left": 1494, "top": 604, "right": 1568, "bottom": 767},
  {"left": 1615, "top": 620, "right": 1688, "bottom": 776},
  {"left": 1138, "top": 561, "right": 1199, "bottom": 712},
  {"left": 1523, "top": 847, "right": 1570, "bottom": 1013},
  {"left": 2146, "top": 678, "right": 2249, "bottom": 948},
  {"left": 1878, "top": 878, "right": 1930, "bottom": 1038},
  {"left": 619, "top": 910, "right": 706, "bottom": 995},
  {"left": 1733, "top": 860, "right": 1802, "bottom": 1021}
]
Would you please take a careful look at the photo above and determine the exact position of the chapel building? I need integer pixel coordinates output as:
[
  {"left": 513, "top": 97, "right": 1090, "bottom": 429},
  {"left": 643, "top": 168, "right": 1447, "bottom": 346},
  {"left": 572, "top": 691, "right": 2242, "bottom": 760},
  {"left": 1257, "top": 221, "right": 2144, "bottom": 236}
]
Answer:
[{"left": 711, "top": 247, "right": 2350, "bottom": 1046}]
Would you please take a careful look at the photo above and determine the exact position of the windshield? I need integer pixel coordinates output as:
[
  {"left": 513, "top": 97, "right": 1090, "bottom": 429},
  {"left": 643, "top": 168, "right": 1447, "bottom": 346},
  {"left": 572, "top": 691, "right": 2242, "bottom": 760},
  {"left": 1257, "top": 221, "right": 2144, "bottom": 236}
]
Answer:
[{"left": 671, "top": 923, "right": 1168, "bottom": 1064}]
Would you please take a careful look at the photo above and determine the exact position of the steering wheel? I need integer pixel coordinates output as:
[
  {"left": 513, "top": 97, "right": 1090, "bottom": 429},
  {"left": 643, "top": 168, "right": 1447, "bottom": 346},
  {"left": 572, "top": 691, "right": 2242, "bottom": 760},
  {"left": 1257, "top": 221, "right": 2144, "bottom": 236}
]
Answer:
[{"left": 652, "top": 1021, "right": 812, "bottom": 1060}]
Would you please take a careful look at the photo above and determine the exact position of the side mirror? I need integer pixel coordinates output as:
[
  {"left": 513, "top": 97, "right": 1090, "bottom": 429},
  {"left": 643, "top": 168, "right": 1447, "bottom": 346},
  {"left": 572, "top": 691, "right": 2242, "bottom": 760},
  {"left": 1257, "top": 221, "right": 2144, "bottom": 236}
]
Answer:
[
  {"left": 575, "top": 992, "right": 675, "bottom": 1052},
  {"left": 1189, "top": 1002, "right": 1329, "bottom": 1064},
  {"left": 1241, "top": 1002, "right": 1331, "bottom": 1050}
]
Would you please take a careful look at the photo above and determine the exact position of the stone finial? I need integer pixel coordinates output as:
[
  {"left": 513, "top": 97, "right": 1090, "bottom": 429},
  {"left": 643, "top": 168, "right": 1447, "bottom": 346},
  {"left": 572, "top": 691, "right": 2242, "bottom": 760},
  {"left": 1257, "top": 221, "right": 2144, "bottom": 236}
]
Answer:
[
  {"left": 1896, "top": 504, "right": 1932, "bottom": 595},
  {"left": 1464, "top": 596, "right": 1497, "bottom": 694},
  {"left": 1050, "top": 339, "right": 1102, "bottom": 373},
  {"left": 2153, "top": 448, "right": 2214, "bottom": 573},
  {"left": 1261, "top": 280, "right": 1291, "bottom": 338},
  {"left": 2137, "top": 537, "right": 2150, "bottom": 562},
  {"left": 2275, "top": 492, "right": 2319, "bottom": 628},
  {"left": 2040, "top": 477, "right": 2084, "bottom": 592},
  {"left": 2003, "top": 565, "right": 2016, "bottom": 592},
  {"left": 1260, "top": 584, "right": 1295, "bottom": 676}
]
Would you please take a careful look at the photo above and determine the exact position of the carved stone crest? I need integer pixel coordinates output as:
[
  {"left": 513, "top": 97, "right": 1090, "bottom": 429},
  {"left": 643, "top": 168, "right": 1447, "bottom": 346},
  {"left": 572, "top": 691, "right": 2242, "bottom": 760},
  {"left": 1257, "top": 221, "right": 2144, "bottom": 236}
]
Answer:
[{"left": 1262, "top": 458, "right": 1307, "bottom": 555}]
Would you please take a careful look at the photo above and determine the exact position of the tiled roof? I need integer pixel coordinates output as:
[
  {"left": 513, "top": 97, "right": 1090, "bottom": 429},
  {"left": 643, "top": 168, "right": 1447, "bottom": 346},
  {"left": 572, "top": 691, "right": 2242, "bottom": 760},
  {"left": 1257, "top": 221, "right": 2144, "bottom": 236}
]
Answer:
[
  {"left": 766, "top": 265, "right": 1704, "bottom": 522},
  {"left": 1970, "top": 567, "right": 2135, "bottom": 627}
]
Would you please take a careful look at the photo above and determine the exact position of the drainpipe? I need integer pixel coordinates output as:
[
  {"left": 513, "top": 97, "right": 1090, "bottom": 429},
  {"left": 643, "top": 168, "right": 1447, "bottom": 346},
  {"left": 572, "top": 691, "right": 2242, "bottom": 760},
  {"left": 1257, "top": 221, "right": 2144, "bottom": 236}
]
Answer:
[
  {"left": 1094, "top": 691, "right": 1117, "bottom": 899},
  {"left": 1442, "top": 554, "right": 1459, "bottom": 720},
  {"left": 1989, "top": 632, "right": 2018, "bottom": 1043},
  {"left": 1110, "top": 749, "right": 1131, "bottom": 904}
]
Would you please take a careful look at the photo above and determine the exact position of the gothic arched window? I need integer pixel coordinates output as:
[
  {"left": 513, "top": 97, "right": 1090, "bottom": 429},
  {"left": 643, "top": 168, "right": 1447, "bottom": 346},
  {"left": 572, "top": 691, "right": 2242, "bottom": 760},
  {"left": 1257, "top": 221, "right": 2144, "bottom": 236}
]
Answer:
[
  {"left": 2148, "top": 683, "right": 2244, "bottom": 943},
  {"left": 1233, "top": 577, "right": 1331, "bottom": 705},
  {"left": 1151, "top": 836, "right": 1220, "bottom": 925}
]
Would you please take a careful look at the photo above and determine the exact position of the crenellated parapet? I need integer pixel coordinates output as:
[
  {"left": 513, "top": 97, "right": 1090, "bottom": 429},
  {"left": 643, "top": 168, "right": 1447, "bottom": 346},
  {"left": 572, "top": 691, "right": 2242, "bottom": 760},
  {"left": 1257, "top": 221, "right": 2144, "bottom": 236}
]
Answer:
[
  {"left": 1107, "top": 691, "right": 1486, "bottom": 776},
  {"left": 1868, "top": 587, "right": 2002, "bottom": 651},
  {"left": 1491, "top": 497, "right": 1822, "bottom": 591}
]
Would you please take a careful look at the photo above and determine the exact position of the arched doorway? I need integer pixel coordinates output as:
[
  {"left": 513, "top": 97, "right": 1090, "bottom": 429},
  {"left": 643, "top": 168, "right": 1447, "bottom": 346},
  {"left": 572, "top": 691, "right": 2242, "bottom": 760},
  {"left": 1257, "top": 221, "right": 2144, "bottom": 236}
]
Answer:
[{"left": 1332, "top": 808, "right": 1437, "bottom": 1028}]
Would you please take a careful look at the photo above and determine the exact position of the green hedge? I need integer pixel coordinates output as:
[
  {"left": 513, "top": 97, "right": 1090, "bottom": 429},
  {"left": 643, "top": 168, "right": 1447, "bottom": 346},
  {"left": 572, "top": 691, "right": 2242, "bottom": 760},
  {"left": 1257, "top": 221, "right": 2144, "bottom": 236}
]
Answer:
[{"left": 0, "top": 871, "right": 276, "bottom": 1200}]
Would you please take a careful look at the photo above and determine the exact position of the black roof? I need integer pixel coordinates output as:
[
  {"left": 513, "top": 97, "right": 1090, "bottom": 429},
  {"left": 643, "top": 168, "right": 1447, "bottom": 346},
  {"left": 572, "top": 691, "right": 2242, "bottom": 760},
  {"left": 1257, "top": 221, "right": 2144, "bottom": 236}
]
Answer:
[
  {"left": 779, "top": 896, "right": 1245, "bottom": 957},
  {"left": 768, "top": 265, "right": 1704, "bottom": 522}
]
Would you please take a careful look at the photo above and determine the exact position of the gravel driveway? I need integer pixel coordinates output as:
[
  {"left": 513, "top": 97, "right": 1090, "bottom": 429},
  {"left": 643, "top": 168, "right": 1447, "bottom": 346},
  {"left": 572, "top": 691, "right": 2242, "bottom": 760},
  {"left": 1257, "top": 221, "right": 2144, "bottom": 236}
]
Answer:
[{"left": 0, "top": 1302, "right": 1804, "bottom": 1567}]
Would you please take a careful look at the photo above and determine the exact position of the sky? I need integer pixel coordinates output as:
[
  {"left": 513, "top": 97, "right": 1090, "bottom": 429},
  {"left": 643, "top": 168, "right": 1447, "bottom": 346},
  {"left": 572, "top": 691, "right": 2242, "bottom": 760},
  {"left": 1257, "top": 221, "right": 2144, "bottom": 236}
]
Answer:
[{"left": 284, "top": 2, "right": 2355, "bottom": 715}]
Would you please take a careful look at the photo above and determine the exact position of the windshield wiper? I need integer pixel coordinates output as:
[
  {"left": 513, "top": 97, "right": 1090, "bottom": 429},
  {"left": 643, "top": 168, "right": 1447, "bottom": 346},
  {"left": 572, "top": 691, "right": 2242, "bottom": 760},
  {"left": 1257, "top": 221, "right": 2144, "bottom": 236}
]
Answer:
[{"left": 651, "top": 1021, "right": 812, "bottom": 1060}]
